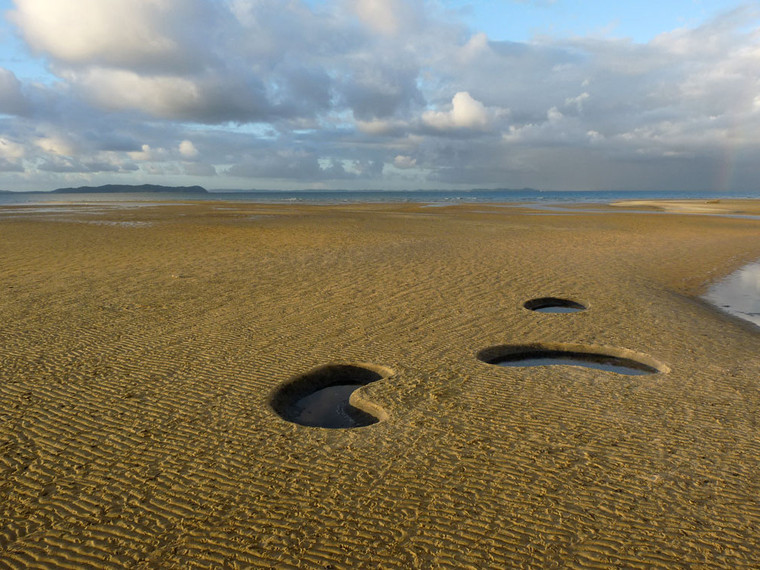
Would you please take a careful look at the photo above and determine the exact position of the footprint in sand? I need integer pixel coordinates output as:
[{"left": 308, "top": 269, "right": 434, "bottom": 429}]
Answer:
[{"left": 270, "top": 363, "right": 392, "bottom": 428}]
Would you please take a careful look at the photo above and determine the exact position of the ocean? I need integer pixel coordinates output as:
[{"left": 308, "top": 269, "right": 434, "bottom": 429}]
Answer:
[{"left": 2, "top": 188, "right": 760, "bottom": 206}]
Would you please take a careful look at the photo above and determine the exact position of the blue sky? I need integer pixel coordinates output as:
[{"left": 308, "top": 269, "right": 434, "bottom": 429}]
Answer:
[
  {"left": 447, "top": 0, "right": 746, "bottom": 42},
  {"left": 0, "top": 0, "right": 758, "bottom": 191}
]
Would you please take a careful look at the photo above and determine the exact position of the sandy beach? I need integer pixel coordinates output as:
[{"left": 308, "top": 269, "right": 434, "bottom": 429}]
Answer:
[
  {"left": 610, "top": 198, "right": 760, "bottom": 217},
  {"left": 1, "top": 201, "right": 760, "bottom": 568}
]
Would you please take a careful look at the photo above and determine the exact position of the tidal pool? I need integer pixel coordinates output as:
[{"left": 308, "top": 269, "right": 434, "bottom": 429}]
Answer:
[
  {"left": 704, "top": 260, "right": 760, "bottom": 329},
  {"left": 524, "top": 297, "right": 586, "bottom": 313},
  {"left": 270, "top": 364, "right": 389, "bottom": 429},
  {"left": 285, "top": 384, "right": 378, "bottom": 429},
  {"left": 477, "top": 344, "right": 666, "bottom": 376},
  {"left": 489, "top": 351, "right": 658, "bottom": 375}
]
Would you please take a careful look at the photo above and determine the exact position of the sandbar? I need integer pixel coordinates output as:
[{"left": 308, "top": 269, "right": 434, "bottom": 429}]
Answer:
[{"left": 611, "top": 198, "right": 760, "bottom": 216}]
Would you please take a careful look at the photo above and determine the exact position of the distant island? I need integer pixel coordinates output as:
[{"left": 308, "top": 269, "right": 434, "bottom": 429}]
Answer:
[{"left": 52, "top": 184, "right": 208, "bottom": 194}]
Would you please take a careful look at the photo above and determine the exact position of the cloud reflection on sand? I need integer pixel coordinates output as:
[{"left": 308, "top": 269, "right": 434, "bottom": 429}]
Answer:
[{"left": 704, "top": 260, "right": 760, "bottom": 328}]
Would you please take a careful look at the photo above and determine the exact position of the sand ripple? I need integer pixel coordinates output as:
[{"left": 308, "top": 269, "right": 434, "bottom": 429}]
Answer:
[{"left": 1, "top": 203, "right": 760, "bottom": 567}]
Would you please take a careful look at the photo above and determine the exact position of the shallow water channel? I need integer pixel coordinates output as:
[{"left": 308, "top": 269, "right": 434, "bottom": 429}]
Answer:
[{"left": 703, "top": 260, "right": 760, "bottom": 329}]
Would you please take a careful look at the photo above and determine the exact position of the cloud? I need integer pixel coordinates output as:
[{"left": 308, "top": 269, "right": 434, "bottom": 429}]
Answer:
[
  {"left": 8, "top": 0, "right": 216, "bottom": 73},
  {"left": 179, "top": 140, "right": 199, "bottom": 158},
  {"left": 62, "top": 67, "right": 275, "bottom": 123},
  {"left": 341, "top": 64, "right": 424, "bottom": 120},
  {"left": 0, "top": 137, "right": 25, "bottom": 161},
  {"left": 2, "top": 1, "right": 760, "bottom": 191},
  {"left": 228, "top": 149, "right": 356, "bottom": 181},
  {"left": 183, "top": 162, "right": 217, "bottom": 176},
  {"left": 393, "top": 155, "right": 417, "bottom": 169},
  {"left": 0, "top": 69, "right": 29, "bottom": 115},
  {"left": 422, "top": 91, "right": 494, "bottom": 131},
  {"left": 128, "top": 144, "right": 163, "bottom": 162},
  {"left": 36, "top": 155, "right": 122, "bottom": 173},
  {"left": 8, "top": 0, "right": 437, "bottom": 125},
  {"left": 0, "top": 136, "right": 26, "bottom": 172},
  {"left": 356, "top": 119, "right": 409, "bottom": 136},
  {"left": 35, "top": 134, "right": 76, "bottom": 156},
  {"left": 352, "top": 0, "right": 422, "bottom": 35},
  {"left": 0, "top": 159, "right": 25, "bottom": 173}
]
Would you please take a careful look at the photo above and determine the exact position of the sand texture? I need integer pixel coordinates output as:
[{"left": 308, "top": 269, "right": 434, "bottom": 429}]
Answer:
[
  {"left": 1, "top": 201, "right": 760, "bottom": 568},
  {"left": 610, "top": 198, "right": 760, "bottom": 216}
]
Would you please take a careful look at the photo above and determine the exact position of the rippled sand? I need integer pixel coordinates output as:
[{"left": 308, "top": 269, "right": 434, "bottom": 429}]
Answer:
[{"left": 1, "top": 201, "right": 760, "bottom": 568}]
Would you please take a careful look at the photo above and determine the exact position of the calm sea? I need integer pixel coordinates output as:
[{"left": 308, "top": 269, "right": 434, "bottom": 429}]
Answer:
[{"left": 2, "top": 188, "right": 760, "bottom": 206}]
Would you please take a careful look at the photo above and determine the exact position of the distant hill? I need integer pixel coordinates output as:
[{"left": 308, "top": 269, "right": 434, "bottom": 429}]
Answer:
[{"left": 52, "top": 184, "right": 208, "bottom": 194}]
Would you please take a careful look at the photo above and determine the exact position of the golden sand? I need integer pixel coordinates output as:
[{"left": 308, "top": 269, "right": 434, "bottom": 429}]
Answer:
[
  {"left": 1, "top": 201, "right": 759, "bottom": 567},
  {"left": 611, "top": 198, "right": 760, "bottom": 216}
]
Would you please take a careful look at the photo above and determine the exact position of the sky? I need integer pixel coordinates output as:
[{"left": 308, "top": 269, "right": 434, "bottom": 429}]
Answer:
[{"left": 0, "top": 0, "right": 759, "bottom": 192}]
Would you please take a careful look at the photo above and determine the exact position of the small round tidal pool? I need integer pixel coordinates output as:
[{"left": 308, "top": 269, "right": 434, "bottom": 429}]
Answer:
[
  {"left": 269, "top": 364, "right": 390, "bottom": 429},
  {"left": 524, "top": 297, "right": 587, "bottom": 313},
  {"left": 477, "top": 344, "right": 667, "bottom": 376}
]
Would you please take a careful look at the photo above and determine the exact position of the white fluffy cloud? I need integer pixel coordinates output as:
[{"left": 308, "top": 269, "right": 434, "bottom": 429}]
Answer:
[
  {"left": 2, "top": 1, "right": 760, "bottom": 191},
  {"left": 63, "top": 68, "right": 273, "bottom": 122},
  {"left": 352, "top": 0, "right": 421, "bottom": 35},
  {"left": 393, "top": 155, "right": 417, "bottom": 169},
  {"left": 8, "top": 0, "right": 212, "bottom": 72},
  {"left": 35, "top": 134, "right": 76, "bottom": 156},
  {"left": 423, "top": 92, "right": 494, "bottom": 131},
  {"left": 179, "top": 140, "right": 199, "bottom": 158}
]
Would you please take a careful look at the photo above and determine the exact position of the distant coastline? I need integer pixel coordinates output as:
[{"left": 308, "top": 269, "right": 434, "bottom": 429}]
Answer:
[
  {"left": 51, "top": 184, "right": 208, "bottom": 194},
  {"left": 1, "top": 187, "right": 759, "bottom": 207}
]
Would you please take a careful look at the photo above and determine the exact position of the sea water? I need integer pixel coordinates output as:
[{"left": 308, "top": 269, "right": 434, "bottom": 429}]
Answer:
[
  {"left": 704, "top": 260, "right": 760, "bottom": 329},
  {"left": 2, "top": 188, "right": 760, "bottom": 206}
]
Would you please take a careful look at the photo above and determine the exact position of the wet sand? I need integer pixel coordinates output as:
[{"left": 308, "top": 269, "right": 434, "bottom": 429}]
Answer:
[
  {"left": 1, "top": 201, "right": 760, "bottom": 568},
  {"left": 611, "top": 198, "right": 760, "bottom": 216}
]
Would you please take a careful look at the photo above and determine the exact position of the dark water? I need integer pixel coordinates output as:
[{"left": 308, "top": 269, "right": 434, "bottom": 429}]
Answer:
[
  {"left": 704, "top": 260, "right": 760, "bottom": 329},
  {"left": 532, "top": 306, "right": 585, "bottom": 313},
  {"left": 2, "top": 188, "right": 760, "bottom": 206},
  {"left": 288, "top": 384, "right": 378, "bottom": 429},
  {"left": 270, "top": 364, "right": 386, "bottom": 428},
  {"left": 524, "top": 298, "right": 587, "bottom": 313},
  {"left": 485, "top": 350, "right": 660, "bottom": 375},
  {"left": 493, "top": 355, "right": 654, "bottom": 375}
]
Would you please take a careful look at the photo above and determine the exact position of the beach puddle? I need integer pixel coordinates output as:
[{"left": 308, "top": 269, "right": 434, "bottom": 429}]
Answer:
[
  {"left": 524, "top": 297, "right": 586, "bottom": 313},
  {"left": 477, "top": 344, "right": 666, "bottom": 376},
  {"left": 703, "top": 259, "right": 760, "bottom": 329},
  {"left": 270, "top": 364, "right": 390, "bottom": 428}
]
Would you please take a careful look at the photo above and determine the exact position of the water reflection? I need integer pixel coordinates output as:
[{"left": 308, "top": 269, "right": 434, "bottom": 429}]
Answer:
[
  {"left": 287, "top": 384, "right": 378, "bottom": 429},
  {"left": 270, "top": 363, "right": 389, "bottom": 429},
  {"left": 477, "top": 344, "right": 666, "bottom": 376},
  {"left": 489, "top": 352, "right": 658, "bottom": 375},
  {"left": 704, "top": 260, "right": 760, "bottom": 328}
]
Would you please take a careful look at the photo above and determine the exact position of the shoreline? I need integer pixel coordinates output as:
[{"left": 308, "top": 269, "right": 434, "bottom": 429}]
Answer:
[
  {"left": 610, "top": 198, "right": 760, "bottom": 215},
  {"left": 3, "top": 189, "right": 760, "bottom": 208},
  {"left": 1, "top": 201, "right": 759, "bottom": 567}
]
